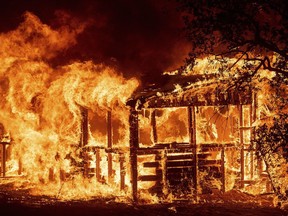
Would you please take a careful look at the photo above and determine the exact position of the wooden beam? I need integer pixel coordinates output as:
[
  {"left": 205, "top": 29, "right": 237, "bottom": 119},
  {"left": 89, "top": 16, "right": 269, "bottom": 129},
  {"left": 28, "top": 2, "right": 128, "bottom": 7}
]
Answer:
[
  {"left": 119, "top": 154, "right": 125, "bottom": 190},
  {"left": 1, "top": 144, "right": 6, "bottom": 177},
  {"left": 107, "top": 110, "right": 113, "bottom": 183},
  {"left": 95, "top": 149, "right": 101, "bottom": 182},
  {"left": 129, "top": 109, "right": 139, "bottom": 203},
  {"left": 80, "top": 107, "right": 88, "bottom": 147},
  {"left": 151, "top": 109, "right": 158, "bottom": 144},
  {"left": 188, "top": 106, "right": 198, "bottom": 199},
  {"left": 18, "top": 159, "right": 22, "bottom": 175},
  {"left": 239, "top": 105, "right": 245, "bottom": 188},
  {"left": 221, "top": 146, "right": 225, "bottom": 192},
  {"left": 249, "top": 104, "right": 254, "bottom": 179}
]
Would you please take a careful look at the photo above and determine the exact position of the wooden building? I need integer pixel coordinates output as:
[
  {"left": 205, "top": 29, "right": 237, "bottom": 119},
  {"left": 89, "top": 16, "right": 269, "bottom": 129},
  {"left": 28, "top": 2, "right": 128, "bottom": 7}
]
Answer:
[{"left": 126, "top": 74, "right": 270, "bottom": 202}]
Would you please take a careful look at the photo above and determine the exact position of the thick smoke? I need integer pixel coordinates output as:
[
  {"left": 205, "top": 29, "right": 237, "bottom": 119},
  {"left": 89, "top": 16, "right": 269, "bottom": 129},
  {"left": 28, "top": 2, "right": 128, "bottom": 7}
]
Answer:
[{"left": 0, "top": 0, "right": 190, "bottom": 85}]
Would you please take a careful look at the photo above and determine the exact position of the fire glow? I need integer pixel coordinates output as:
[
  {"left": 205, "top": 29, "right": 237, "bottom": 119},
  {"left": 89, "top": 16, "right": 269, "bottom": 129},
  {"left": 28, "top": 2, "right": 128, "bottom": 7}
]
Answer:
[{"left": 0, "top": 12, "right": 287, "bottom": 207}]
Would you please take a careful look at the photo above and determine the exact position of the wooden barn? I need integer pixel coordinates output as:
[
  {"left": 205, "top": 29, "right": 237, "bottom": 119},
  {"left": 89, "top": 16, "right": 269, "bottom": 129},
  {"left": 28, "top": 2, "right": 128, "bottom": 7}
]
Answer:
[{"left": 126, "top": 74, "right": 271, "bottom": 202}]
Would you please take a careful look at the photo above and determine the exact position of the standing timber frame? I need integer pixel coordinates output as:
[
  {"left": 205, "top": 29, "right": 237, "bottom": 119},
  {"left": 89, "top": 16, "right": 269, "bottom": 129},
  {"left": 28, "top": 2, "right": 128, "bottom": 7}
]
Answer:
[
  {"left": 0, "top": 140, "right": 10, "bottom": 177},
  {"left": 127, "top": 80, "right": 268, "bottom": 203},
  {"left": 79, "top": 107, "right": 126, "bottom": 190}
]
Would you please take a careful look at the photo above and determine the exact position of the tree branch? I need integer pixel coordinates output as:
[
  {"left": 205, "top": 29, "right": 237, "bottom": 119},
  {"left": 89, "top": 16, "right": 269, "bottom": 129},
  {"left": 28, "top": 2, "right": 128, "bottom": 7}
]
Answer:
[{"left": 263, "top": 56, "right": 288, "bottom": 77}]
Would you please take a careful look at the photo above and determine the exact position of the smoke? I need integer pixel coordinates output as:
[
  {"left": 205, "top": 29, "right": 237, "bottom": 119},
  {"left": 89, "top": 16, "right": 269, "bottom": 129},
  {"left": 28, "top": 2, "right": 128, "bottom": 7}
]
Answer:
[{"left": 0, "top": 0, "right": 190, "bottom": 85}]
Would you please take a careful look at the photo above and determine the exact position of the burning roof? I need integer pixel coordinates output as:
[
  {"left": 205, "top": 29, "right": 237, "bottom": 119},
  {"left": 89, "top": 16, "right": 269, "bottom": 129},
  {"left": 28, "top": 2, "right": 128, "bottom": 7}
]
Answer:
[{"left": 127, "top": 73, "right": 252, "bottom": 110}]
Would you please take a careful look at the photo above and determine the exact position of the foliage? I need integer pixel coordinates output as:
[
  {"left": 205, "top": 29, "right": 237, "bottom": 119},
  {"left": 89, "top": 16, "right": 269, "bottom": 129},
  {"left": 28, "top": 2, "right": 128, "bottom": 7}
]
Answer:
[
  {"left": 176, "top": 0, "right": 288, "bottom": 79},
  {"left": 254, "top": 113, "right": 288, "bottom": 158}
]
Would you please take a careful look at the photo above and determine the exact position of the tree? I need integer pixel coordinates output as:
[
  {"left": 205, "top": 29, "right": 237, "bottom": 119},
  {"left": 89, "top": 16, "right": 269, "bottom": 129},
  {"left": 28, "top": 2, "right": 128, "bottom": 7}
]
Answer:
[{"left": 176, "top": 0, "right": 288, "bottom": 207}]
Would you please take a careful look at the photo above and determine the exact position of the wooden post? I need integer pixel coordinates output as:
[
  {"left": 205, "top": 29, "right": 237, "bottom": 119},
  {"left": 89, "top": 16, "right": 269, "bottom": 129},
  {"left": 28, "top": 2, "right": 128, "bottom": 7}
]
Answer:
[
  {"left": 252, "top": 92, "right": 261, "bottom": 177},
  {"left": 151, "top": 109, "right": 158, "bottom": 144},
  {"left": 80, "top": 107, "right": 88, "bottom": 147},
  {"left": 18, "top": 159, "right": 22, "bottom": 175},
  {"left": 107, "top": 111, "right": 113, "bottom": 183},
  {"left": 239, "top": 105, "right": 245, "bottom": 188},
  {"left": 80, "top": 107, "right": 89, "bottom": 177},
  {"left": 249, "top": 104, "right": 254, "bottom": 179},
  {"left": 119, "top": 153, "right": 125, "bottom": 190},
  {"left": 60, "top": 169, "right": 66, "bottom": 181},
  {"left": 129, "top": 109, "right": 139, "bottom": 203},
  {"left": 188, "top": 106, "right": 198, "bottom": 198},
  {"left": 83, "top": 152, "right": 89, "bottom": 177},
  {"left": 49, "top": 168, "right": 55, "bottom": 181},
  {"left": 162, "top": 149, "right": 168, "bottom": 197},
  {"left": 1, "top": 143, "right": 6, "bottom": 177},
  {"left": 221, "top": 146, "right": 225, "bottom": 192},
  {"left": 95, "top": 149, "right": 101, "bottom": 182}
]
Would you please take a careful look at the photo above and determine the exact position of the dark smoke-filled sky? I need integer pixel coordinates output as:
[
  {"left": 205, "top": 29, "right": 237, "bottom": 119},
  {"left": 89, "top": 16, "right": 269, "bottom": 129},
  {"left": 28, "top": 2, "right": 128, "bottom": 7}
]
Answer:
[{"left": 0, "top": 0, "right": 190, "bottom": 85}]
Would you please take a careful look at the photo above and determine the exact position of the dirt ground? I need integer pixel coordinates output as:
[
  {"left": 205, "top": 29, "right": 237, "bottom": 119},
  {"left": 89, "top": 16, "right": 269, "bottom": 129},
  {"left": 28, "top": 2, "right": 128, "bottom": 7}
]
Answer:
[
  {"left": 0, "top": 201, "right": 287, "bottom": 216},
  {"left": 0, "top": 190, "right": 287, "bottom": 216}
]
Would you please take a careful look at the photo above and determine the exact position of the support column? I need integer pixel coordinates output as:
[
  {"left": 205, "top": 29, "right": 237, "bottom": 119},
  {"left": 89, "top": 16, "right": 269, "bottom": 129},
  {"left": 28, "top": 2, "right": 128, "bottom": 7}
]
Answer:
[
  {"left": 18, "top": 159, "right": 22, "bottom": 175},
  {"left": 95, "top": 148, "right": 101, "bottom": 182},
  {"left": 107, "top": 110, "right": 113, "bottom": 183},
  {"left": 239, "top": 105, "right": 245, "bottom": 188},
  {"left": 80, "top": 107, "right": 88, "bottom": 147},
  {"left": 1, "top": 143, "right": 6, "bottom": 177},
  {"left": 80, "top": 107, "right": 89, "bottom": 177},
  {"left": 119, "top": 153, "right": 125, "bottom": 190},
  {"left": 188, "top": 106, "right": 198, "bottom": 198},
  {"left": 151, "top": 109, "right": 158, "bottom": 144},
  {"left": 252, "top": 92, "right": 261, "bottom": 177},
  {"left": 129, "top": 109, "right": 139, "bottom": 203},
  {"left": 249, "top": 104, "right": 254, "bottom": 179},
  {"left": 221, "top": 146, "right": 226, "bottom": 192}
]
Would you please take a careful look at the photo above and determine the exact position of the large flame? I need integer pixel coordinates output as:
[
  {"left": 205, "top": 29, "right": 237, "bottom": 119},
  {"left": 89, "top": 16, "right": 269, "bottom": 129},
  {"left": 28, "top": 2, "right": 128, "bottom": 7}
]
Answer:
[
  {"left": 0, "top": 11, "right": 287, "bottom": 206},
  {"left": 0, "top": 12, "right": 139, "bottom": 200}
]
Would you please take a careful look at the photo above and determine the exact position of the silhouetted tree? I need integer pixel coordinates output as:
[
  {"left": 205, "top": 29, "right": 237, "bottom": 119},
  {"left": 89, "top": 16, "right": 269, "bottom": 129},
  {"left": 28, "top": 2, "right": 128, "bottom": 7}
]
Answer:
[{"left": 177, "top": 0, "right": 288, "bottom": 77}]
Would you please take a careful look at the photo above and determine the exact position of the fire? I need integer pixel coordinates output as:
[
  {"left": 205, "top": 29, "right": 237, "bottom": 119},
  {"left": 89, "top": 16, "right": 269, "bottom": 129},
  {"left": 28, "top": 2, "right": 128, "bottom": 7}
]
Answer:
[
  {"left": 0, "top": 11, "right": 287, "bottom": 208},
  {"left": 0, "top": 12, "right": 139, "bottom": 200}
]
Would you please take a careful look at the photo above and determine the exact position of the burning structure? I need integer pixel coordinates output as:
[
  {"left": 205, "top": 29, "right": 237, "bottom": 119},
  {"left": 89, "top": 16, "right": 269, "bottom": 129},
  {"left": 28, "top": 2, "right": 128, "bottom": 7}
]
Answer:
[
  {"left": 0, "top": 7, "right": 287, "bottom": 210},
  {"left": 0, "top": 70, "right": 275, "bottom": 203},
  {"left": 126, "top": 73, "right": 274, "bottom": 202}
]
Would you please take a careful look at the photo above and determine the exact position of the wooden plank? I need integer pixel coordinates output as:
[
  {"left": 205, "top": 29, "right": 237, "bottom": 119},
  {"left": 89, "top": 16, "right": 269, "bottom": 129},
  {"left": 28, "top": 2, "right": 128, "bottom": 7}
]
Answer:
[
  {"left": 189, "top": 106, "right": 198, "bottom": 198},
  {"left": 197, "top": 153, "right": 212, "bottom": 159},
  {"left": 249, "top": 104, "right": 254, "bottom": 179},
  {"left": 167, "top": 160, "right": 194, "bottom": 167},
  {"left": 167, "top": 154, "right": 194, "bottom": 160},
  {"left": 18, "top": 159, "right": 22, "bottom": 175},
  {"left": 107, "top": 110, "right": 113, "bottom": 183},
  {"left": 143, "top": 162, "right": 160, "bottom": 168},
  {"left": 151, "top": 109, "right": 158, "bottom": 144},
  {"left": 221, "top": 146, "right": 225, "bottom": 192},
  {"left": 137, "top": 147, "right": 193, "bottom": 154},
  {"left": 129, "top": 109, "right": 139, "bottom": 202},
  {"left": 167, "top": 167, "right": 194, "bottom": 173},
  {"left": 80, "top": 107, "right": 88, "bottom": 147},
  {"left": 2, "top": 144, "right": 6, "bottom": 177},
  {"left": 136, "top": 149, "right": 162, "bottom": 155},
  {"left": 138, "top": 175, "right": 162, "bottom": 181},
  {"left": 95, "top": 149, "right": 101, "bottom": 182},
  {"left": 166, "top": 172, "right": 194, "bottom": 179},
  {"left": 119, "top": 154, "right": 125, "bottom": 190},
  {"left": 239, "top": 105, "right": 245, "bottom": 188},
  {"left": 198, "top": 159, "right": 222, "bottom": 166},
  {"left": 154, "top": 143, "right": 191, "bottom": 149}
]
